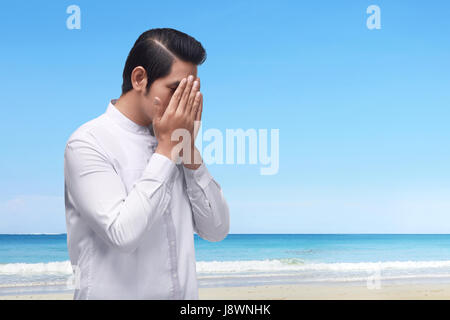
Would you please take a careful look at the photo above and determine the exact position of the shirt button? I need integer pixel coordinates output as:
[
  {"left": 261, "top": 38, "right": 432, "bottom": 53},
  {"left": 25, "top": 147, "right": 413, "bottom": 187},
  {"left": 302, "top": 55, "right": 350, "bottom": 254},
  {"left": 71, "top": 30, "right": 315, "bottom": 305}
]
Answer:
[{"left": 170, "top": 240, "right": 175, "bottom": 246}]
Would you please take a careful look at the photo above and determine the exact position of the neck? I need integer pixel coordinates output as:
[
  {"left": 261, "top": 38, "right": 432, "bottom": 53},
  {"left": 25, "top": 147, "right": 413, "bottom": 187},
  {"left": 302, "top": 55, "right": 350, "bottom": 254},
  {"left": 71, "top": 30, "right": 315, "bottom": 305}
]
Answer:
[{"left": 114, "top": 92, "right": 150, "bottom": 127}]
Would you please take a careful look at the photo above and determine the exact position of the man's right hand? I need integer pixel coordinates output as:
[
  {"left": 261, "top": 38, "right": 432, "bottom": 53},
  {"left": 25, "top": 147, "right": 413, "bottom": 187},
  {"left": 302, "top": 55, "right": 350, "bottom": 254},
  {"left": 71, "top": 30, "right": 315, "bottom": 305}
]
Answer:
[{"left": 152, "top": 75, "right": 202, "bottom": 163}]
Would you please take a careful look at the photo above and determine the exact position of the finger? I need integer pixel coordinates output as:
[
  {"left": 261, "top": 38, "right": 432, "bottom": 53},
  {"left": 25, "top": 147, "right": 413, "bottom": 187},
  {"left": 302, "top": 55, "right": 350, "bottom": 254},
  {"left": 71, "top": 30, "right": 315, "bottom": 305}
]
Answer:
[
  {"left": 166, "top": 78, "right": 187, "bottom": 114},
  {"left": 195, "top": 93, "right": 203, "bottom": 122},
  {"left": 186, "top": 79, "right": 200, "bottom": 115},
  {"left": 178, "top": 75, "right": 194, "bottom": 114},
  {"left": 191, "top": 91, "right": 202, "bottom": 121}
]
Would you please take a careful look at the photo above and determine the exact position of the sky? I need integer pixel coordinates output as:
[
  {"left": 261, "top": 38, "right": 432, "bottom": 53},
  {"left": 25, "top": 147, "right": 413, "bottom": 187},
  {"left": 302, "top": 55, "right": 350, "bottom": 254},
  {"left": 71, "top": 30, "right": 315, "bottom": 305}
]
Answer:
[{"left": 0, "top": 0, "right": 449, "bottom": 234}]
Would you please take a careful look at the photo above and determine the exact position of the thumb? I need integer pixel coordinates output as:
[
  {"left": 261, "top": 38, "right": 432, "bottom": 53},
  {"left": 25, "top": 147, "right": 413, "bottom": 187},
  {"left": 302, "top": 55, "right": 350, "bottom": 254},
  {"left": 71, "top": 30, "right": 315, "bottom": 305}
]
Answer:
[{"left": 152, "top": 97, "right": 163, "bottom": 123}]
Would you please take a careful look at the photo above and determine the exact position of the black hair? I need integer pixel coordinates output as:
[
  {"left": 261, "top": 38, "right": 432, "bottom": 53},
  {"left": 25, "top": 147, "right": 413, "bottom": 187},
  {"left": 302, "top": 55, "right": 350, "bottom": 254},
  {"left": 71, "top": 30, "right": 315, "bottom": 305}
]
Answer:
[{"left": 121, "top": 28, "right": 207, "bottom": 95}]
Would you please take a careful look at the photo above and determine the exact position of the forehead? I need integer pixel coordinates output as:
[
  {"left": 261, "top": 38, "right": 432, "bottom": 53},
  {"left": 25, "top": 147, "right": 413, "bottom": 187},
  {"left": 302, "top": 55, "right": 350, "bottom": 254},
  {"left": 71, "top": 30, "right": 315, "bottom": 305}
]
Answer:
[{"left": 164, "top": 58, "right": 197, "bottom": 82}]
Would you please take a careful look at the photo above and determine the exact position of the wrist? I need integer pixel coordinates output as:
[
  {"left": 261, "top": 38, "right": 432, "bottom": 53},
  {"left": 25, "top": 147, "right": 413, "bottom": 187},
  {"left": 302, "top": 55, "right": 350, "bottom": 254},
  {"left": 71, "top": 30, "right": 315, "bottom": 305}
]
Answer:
[
  {"left": 183, "top": 162, "right": 202, "bottom": 170},
  {"left": 182, "top": 147, "right": 202, "bottom": 170}
]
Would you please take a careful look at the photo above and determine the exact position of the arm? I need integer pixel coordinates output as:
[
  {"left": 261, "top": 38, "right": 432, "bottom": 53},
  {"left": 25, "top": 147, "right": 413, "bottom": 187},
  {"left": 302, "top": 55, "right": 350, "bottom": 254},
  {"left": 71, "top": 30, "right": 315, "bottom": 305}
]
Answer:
[
  {"left": 64, "top": 133, "right": 178, "bottom": 253},
  {"left": 183, "top": 160, "right": 230, "bottom": 242}
]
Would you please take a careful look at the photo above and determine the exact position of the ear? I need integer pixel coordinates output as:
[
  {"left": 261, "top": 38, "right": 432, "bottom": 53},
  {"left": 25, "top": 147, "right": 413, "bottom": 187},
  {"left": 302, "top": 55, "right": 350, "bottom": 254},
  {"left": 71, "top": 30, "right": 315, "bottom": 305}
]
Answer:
[{"left": 131, "top": 66, "right": 148, "bottom": 93}]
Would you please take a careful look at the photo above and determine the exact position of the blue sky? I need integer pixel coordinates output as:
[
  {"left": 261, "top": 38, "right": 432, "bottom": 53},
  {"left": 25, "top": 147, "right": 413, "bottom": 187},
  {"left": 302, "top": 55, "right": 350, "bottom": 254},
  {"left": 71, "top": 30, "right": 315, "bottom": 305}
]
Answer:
[{"left": 0, "top": 1, "right": 449, "bottom": 233}]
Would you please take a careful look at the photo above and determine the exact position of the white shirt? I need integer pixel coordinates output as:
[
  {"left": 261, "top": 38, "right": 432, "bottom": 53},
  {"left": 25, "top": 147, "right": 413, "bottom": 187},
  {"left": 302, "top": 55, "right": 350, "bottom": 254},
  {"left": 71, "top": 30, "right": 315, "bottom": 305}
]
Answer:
[{"left": 64, "top": 100, "right": 230, "bottom": 300}]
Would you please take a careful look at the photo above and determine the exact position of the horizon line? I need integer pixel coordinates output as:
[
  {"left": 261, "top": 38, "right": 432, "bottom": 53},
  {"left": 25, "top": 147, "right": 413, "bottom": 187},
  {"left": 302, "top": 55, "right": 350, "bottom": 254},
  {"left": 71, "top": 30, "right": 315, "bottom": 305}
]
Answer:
[{"left": 2, "top": 233, "right": 450, "bottom": 236}]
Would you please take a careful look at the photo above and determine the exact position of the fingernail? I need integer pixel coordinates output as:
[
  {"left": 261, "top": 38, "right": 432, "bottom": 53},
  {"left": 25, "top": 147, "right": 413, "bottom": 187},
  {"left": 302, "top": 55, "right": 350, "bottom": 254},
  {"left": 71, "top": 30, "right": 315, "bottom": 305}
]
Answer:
[
  {"left": 188, "top": 75, "right": 194, "bottom": 82},
  {"left": 193, "top": 81, "right": 199, "bottom": 88}
]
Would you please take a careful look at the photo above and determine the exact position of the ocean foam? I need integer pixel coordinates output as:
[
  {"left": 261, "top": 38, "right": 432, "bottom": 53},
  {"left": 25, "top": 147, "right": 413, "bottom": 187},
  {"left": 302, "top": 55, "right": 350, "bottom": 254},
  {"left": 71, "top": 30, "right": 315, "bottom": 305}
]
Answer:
[
  {"left": 196, "top": 259, "right": 450, "bottom": 273},
  {"left": 3, "top": 259, "right": 450, "bottom": 276},
  {"left": 0, "top": 261, "right": 73, "bottom": 275}
]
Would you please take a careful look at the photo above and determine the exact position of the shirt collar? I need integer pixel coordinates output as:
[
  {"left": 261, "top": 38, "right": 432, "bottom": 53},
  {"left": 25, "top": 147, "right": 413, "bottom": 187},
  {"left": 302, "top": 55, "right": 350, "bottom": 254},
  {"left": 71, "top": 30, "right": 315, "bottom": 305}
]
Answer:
[{"left": 106, "top": 99, "right": 156, "bottom": 137}]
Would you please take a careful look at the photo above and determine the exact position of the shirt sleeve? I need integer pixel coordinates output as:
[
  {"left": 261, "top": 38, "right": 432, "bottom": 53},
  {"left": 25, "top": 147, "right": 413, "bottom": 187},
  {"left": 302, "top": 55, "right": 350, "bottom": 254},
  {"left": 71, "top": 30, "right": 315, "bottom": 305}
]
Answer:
[
  {"left": 182, "top": 162, "right": 230, "bottom": 242},
  {"left": 64, "top": 132, "right": 178, "bottom": 253}
]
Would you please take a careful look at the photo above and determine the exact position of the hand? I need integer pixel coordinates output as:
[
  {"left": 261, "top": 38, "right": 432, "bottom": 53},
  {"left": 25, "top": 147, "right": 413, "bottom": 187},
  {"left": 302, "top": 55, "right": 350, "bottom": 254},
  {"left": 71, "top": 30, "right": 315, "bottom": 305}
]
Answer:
[
  {"left": 183, "top": 77, "right": 203, "bottom": 169},
  {"left": 152, "top": 75, "right": 202, "bottom": 164}
]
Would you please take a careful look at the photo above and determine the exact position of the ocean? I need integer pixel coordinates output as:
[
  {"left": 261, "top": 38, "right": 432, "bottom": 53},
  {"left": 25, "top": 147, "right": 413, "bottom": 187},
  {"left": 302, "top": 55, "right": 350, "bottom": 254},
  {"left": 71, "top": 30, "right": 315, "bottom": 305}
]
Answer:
[{"left": 2, "top": 234, "right": 450, "bottom": 296}]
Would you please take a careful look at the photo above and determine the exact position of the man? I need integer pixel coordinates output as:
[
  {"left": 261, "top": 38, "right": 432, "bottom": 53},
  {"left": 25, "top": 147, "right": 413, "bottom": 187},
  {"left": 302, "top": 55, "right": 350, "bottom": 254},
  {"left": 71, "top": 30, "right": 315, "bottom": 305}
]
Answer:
[{"left": 64, "top": 28, "right": 230, "bottom": 300}]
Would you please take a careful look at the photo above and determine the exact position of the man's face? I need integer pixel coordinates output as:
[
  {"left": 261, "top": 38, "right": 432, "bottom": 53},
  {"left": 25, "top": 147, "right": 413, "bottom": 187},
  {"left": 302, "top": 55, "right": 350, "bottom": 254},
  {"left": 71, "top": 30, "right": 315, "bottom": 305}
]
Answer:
[{"left": 143, "top": 58, "right": 198, "bottom": 122}]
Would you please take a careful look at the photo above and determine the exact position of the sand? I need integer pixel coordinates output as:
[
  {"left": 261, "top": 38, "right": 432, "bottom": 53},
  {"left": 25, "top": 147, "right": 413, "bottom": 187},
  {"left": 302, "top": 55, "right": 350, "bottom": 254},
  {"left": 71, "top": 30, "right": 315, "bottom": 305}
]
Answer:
[{"left": 1, "top": 283, "right": 450, "bottom": 300}]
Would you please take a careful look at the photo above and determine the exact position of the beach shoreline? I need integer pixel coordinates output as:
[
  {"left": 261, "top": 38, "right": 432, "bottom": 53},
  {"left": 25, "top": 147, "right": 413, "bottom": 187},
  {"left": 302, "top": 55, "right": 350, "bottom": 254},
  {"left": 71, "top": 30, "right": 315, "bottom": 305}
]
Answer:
[{"left": 1, "top": 282, "right": 450, "bottom": 300}]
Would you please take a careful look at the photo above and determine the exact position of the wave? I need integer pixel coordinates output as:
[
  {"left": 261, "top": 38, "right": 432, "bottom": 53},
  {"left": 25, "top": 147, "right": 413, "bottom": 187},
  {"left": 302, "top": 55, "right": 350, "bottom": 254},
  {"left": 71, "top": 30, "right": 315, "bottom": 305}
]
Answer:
[
  {"left": 196, "top": 259, "right": 450, "bottom": 273},
  {"left": 4, "top": 259, "right": 450, "bottom": 276},
  {"left": 0, "top": 261, "right": 73, "bottom": 275}
]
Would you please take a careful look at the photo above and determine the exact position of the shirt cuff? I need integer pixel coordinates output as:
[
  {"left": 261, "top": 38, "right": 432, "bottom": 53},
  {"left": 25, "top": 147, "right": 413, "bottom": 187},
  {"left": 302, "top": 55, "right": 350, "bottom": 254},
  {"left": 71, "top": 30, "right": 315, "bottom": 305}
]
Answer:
[
  {"left": 142, "top": 152, "right": 178, "bottom": 189},
  {"left": 182, "top": 161, "right": 213, "bottom": 190}
]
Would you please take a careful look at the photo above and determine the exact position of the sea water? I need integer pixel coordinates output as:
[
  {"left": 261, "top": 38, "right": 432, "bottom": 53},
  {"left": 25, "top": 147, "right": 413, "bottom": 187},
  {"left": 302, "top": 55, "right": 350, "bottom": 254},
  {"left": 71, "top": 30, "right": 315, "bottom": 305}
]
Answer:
[{"left": 2, "top": 234, "right": 450, "bottom": 296}]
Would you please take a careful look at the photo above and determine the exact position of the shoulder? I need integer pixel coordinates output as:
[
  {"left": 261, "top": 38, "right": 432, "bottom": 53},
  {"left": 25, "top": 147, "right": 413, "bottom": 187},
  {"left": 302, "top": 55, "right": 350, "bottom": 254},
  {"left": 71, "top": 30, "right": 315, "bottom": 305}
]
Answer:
[
  {"left": 65, "top": 114, "right": 110, "bottom": 147},
  {"left": 64, "top": 113, "right": 114, "bottom": 165},
  {"left": 64, "top": 114, "right": 115, "bottom": 176}
]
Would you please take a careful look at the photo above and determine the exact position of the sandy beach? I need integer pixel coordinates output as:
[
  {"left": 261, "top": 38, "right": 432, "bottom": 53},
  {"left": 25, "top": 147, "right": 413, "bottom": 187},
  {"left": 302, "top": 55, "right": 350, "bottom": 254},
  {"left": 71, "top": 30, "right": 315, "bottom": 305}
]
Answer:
[{"left": 1, "top": 283, "right": 450, "bottom": 300}]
